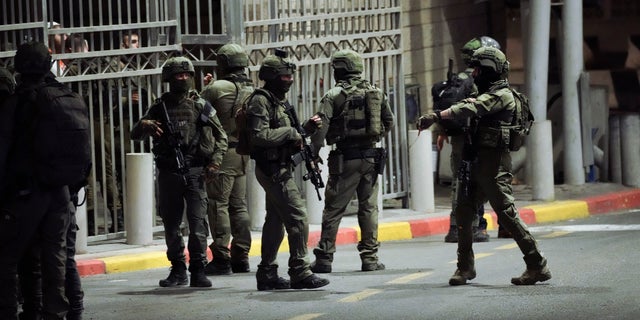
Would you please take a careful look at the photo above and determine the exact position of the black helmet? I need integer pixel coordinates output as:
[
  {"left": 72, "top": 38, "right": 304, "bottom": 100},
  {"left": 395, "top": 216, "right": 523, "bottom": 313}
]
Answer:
[
  {"left": 162, "top": 57, "right": 195, "bottom": 82},
  {"left": 258, "top": 49, "right": 296, "bottom": 81},
  {"left": 461, "top": 36, "right": 501, "bottom": 66},
  {"left": 14, "top": 41, "right": 52, "bottom": 75}
]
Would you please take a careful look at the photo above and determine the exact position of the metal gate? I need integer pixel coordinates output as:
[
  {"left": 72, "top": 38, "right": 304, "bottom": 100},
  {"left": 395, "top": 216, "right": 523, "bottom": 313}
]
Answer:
[{"left": 0, "top": 0, "right": 408, "bottom": 241}]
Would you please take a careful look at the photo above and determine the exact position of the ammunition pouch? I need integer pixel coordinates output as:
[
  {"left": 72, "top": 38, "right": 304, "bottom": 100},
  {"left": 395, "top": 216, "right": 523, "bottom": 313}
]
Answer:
[
  {"left": 327, "top": 150, "right": 344, "bottom": 175},
  {"left": 474, "top": 126, "right": 510, "bottom": 151}
]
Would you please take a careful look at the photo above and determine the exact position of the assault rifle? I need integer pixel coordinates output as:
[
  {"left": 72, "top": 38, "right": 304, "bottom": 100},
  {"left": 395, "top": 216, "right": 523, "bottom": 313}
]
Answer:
[
  {"left": 284, "top": 102, "right": 325, "bottom": 201},
  {"left": 455, "top": 124, "right": 475, "bottom": 204},
  {"left": 161, "top": 102, "right": 188, "bottom": 185}
]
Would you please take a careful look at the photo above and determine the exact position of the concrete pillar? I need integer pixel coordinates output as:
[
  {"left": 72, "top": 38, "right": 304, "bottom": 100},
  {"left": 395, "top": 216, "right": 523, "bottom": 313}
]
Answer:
[
  {"left": 561, "top": 0, "right": 586, "bottom": 185},
  {"left": 526, "top": 0, "right": 555, "bottom": 200},
  {"left": 408, "top": 130, "right": 434, "bottom": 212},
  {"left": 620, "top": 113, "right": 640, "bottom": 187},
  {"left": 609, "top": 115, "right": 622, "bottom": 183},
  {"left": 125, "top": 153, "right": 154, "bottom": 245},
  {"left": 307, "top": 146, "right": 329, "bottom": 224},
  {"left": 530, "top": 121, "right": 555, "bottom": 200},
  {"left": 247, "top": 159, "right": 266, "bottom": 230},
  {"left": 75, "top": 187, "right": 88, "bottom": 254}
]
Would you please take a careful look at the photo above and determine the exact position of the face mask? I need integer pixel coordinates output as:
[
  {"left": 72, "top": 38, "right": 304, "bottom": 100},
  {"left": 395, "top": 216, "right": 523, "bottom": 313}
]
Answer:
[{"left": 169, "top": 78, "right": 192, "bottom": 94}]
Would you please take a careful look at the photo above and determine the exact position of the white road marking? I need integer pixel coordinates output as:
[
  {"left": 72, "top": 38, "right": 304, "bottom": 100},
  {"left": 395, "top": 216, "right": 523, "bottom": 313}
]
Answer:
[{"left": 529, "top": 224, "right": 640, "bottom": 232}]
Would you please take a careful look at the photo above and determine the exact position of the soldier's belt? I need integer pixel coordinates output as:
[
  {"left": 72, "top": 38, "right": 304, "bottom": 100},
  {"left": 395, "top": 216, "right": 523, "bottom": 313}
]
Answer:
[{"left": 340, "top": 148, "right": 382, "bottom": 161}]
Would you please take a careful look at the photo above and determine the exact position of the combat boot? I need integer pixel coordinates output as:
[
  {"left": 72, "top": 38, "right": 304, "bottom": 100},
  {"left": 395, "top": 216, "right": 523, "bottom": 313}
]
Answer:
[
  {"left": 444, "top": 225, "right": 458, "bottom": 243},
  {"left": 256, "top": 265, "right": 291, "bottom": 291},
  {"left": 190, "top": 269, "right": 213, "bottom": 288},
  {"left": 473, "top": 227, "right": 490, "bottom": 242},
  {"left": 310, "top": 260, "right": 332, "bottom": 273},
  {"left": 204, "top": 261, "right": 232, "bottom": 276},
  {"left": 362, "top": 262, "right": 386, "bottom": 272},
  {"left": 231, "top": 261, "right": 250, "bottom": 273},
  {"left": 448, "top": 268, "right": 477, "bottom": 286},
  {"left": 511, "top": 265, "right": 552, "bottom": 285},
  {"left": 159, "top": 261, "right": 188, "bottom": 287},
  {"left": 291, "top": 274, "right": 330, "bottom": 289}
]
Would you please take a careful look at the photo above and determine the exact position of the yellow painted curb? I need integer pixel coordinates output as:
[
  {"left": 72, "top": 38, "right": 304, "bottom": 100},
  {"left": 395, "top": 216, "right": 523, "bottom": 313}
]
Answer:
[
  {"left": 483, "top": 213, "right": 495, "bottom": 230},
  {"left": 247, "top": 238, "right": 290, "bottom": 258},
  {"left": 101, "top": 252, "right": 169, "bottom": 274},
  {"left": 528, "top": 200, "right": 589, "bottom": 223},
  {"left": 378, "top": 222, "right": 413, "bottom": 241}
]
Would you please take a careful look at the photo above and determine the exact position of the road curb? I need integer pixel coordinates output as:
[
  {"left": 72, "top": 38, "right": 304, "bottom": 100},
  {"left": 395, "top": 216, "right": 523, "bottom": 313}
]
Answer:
[{"left": 77, "top": 188, "right": 640, "bottom": 277}]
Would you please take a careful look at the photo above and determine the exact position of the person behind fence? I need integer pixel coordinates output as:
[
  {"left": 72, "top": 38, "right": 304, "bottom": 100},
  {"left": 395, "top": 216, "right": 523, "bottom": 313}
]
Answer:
[
  {"left": 416, "top": 46, "right": 551, "bottom": 286},
  {"left": 131, "top": 56, "right": 228, "bottom": 288},
  {"left": 200, "top": 44, "right": 253, "bottom": 276},
  {"left": 308, "top": 49, "right": 395, "bottom": 273},
  {"left": 244, "top": 49, "right": 329, "bottom": 290},
  {"left": 1, "top": 41, "right": 92, "bottom": 319},
  {"left": 433, "top": 36, "right": 502, "bottom": 244}
]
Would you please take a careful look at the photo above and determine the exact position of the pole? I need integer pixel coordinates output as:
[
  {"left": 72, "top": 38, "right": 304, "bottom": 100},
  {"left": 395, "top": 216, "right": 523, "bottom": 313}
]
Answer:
[
  {"left": 125, "top": 153, "right": 154, "bottom": 245},
  {"left": 408, "top": 129, "right": 434, "bottom": 212}
]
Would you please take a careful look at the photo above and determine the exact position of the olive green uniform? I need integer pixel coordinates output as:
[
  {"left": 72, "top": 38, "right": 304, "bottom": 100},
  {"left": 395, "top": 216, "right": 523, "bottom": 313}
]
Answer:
[
  {"left": 246, "top": 89, "right": 312, "bottom": 283},
  {"left": 448, "top": 79, "right": 546, "bottom": 272},
  {"left": 311, "top": 76, "right": 395, "bottom": 267},
  {"left": 201, "top": 74, "right": 253, "bottom": 270},
  {"left": 131, "top": 90, "right": 228, "bottom": 273}
]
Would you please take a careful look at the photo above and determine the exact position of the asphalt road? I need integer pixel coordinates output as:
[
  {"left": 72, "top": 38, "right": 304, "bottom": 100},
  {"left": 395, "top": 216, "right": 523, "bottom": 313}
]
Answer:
[{"left": 80, "top": 210, "right": 640, "bottom": 320}]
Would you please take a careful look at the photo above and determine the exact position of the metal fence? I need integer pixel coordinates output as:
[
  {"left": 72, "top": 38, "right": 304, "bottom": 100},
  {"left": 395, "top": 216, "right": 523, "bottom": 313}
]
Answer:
[{"left": 0, "top": 0, "right": 407, "bottom": 241}]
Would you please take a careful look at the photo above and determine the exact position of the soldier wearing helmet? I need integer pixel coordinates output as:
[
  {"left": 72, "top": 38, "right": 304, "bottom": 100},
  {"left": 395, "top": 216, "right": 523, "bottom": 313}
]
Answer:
[
  {"left": 1, "top": 41, "right": 77, "bottom": 319},
  {"left": 245, "top": 48, "right": 328, "bottom": 291},
  {"left": 200, "top": 44, "right": 254, "bottom": 276},
  {"left": 308, "top": 49, "right": 395, "bottom": 274},
  {"left": 434, "top": 36, "right": 502, "bottom": 244},
  {"left": 131, "top": 56, "right": 228, "bottom": 288},
  {"left": 417, "top": 47, "right": 552, "bottom": 287}
]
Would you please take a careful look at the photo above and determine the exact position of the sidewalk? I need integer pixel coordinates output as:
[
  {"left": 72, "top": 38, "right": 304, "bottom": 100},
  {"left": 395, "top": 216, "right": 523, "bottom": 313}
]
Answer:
[{"left": 75, "top": 182, "right": 640, "bottom": 277}]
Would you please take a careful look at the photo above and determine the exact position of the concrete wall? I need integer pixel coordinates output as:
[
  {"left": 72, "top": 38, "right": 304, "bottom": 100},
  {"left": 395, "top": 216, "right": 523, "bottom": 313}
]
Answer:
[{"left": 401, "top": 0, "right": 506, "bottom": 116}]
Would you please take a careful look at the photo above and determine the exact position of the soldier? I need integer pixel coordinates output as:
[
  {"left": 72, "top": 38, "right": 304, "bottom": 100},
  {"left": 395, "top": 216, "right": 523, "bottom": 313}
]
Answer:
[
  {"left": 200, "top": 44, "right": 253, "bottom": 275},
  {"left": 308, "top": 49, "right": 395, "bottom": 273},
  {"left": 131, "top": 56, "right": 228, "bottom": 288},
  {"left": 1, "top": 42, "right": 88, "bottom": 320},
  {"left": 435, "top": 36, "right": 501, "bottom": 244},
  {"left": 246, "top": 49, "right": 329, "bottom": 290},
  {"left": 417, "top": 47, "right": 552, "bottom": 286}
]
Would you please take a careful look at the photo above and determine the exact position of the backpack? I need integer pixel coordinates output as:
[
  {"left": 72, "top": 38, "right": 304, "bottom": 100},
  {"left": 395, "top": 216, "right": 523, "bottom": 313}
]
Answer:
[
  {"left": 235, "top": 88, "right": 268, "bottom": 155},
  {"left": 27, "top": 81, "right": 92, "bottom": 190},
  {"left": 507, "top": 88, "right": 535, "bottom": 151},
  {"left": 325, "top": 81, "right": 384, "bottom": 145},
  {"left": 431, "top": 72, "right": 474, "bottom": 135}
]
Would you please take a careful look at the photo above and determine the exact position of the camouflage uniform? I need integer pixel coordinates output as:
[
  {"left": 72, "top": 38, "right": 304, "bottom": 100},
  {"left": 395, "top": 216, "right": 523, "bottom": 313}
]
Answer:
[
  {"left": 201, "top": 44, "right": 253, "bottom": 275},
  {"left": 131, "top": 57, "right": 228, "bottom": 288},
  {"left": 310, "top": 49, "right": 395, "bottom": 273},
  {"left": 438, "top": 36, "right": 502, "bottom": 243},
  {"left": 418, "top": 47, "right": 551, "bottom": 286},
  {"left": 248, "top": 50, "right": 329, "bottom": 290}
]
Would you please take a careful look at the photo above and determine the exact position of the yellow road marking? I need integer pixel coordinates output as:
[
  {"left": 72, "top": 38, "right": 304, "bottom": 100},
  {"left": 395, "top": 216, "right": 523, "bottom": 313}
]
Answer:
[
  {"left": 386, "top": 271, "right": 433, "bottom": 284},
  {"left": 287, "top": 314, "right": 325, "bottom": 320},
  {"left": 541, "top": 231, "right": 571, "bottom": 238},
  {"left": 496, "top": 243, "right": 518, "bottom": 250},
  {"left": 339, "top": 288, "right": 383, "bottom": 303},
  {"left": 449, "top": 252, "right": 494, "bottom": 264}
]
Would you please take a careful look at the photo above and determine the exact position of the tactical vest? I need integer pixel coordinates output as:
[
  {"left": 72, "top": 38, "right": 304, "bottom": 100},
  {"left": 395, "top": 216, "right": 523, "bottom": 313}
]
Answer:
[
  {"left": 206, "top": 76, "right": 254, "bottom": 143},
  {"left": 325, "top": 79, "right": 384, "bottom": 145},
  {"left": 473, "top": 86, "right": 516, "bottom": 150},
  {"left": 246, "top": 89, "right": 295, "bottom": 162},
  {"left": 150, "top": 91, "right": 215, "bottom": 167}
]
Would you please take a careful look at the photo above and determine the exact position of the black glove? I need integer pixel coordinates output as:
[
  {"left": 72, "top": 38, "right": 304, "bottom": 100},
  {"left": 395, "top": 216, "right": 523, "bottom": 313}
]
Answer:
[{"left": 416, "top": 112, "right": 439, "bottom": 130}]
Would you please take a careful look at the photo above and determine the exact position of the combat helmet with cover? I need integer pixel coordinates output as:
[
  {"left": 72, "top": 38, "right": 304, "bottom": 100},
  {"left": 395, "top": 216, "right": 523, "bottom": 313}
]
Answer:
[
  {"left": 470, "top": 46, "right": 509, "bottom": 79},
  {"left": 258, "top": 49, "right": 296, "bottom": 81},
  {"left": 216, "top": 44, "right": 249, "bottom": 71},
  {"left": 162, "top": 56, "right": 195, "bottom": 82},
  {"left": 331, "top": 49, "right": 364, "bottom": 74},
  {"left": 461, "top": 36, "right": 501, "bottom": 67}
]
